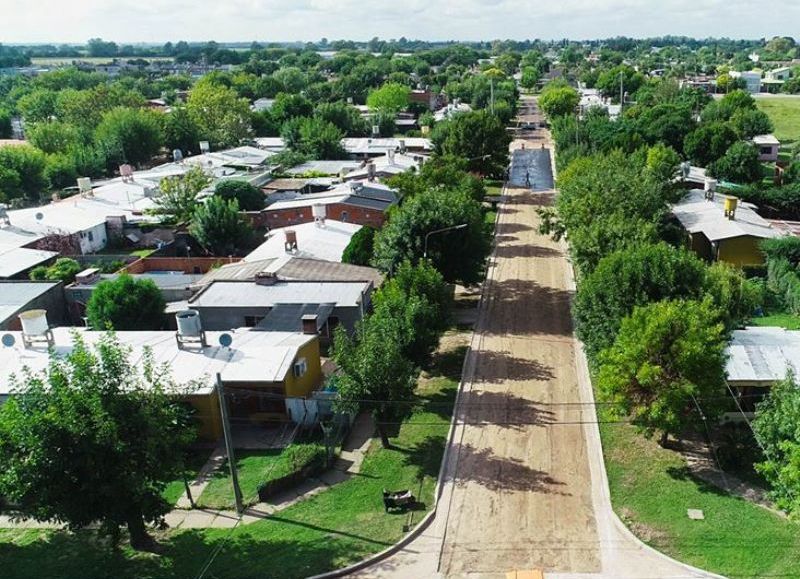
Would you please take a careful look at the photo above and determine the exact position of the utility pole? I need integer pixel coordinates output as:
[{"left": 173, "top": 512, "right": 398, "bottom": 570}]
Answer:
[{"left": 217, "top": 373, "right": 244, "bottom": 514}]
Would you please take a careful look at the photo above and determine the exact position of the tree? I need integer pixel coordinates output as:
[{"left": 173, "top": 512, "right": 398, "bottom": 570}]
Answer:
[
  {"left": 86, "top": 274, "right": 166, "bottom": 330},
  {"left": 752, "top": 373, "right": 800, "bottom": 515},
  {"left": 281, "top": 117, "right": 346, "bottom": 159},
  {"left": 26, "top": 121, "right": 82, "bottom": 154},
  {"left": 17, "top": 89, "right": 58, "bottom": 124},
  {"left": 597, "top": 299, "right": 727, "bottom": 446},
  {"left": 574, "top": 243, "right": 707, "bottom": 358},
  {"left": 0, "top": 144, "right": 48, "bottom": 202},
  {"left": 314, "top": 101, "right": 369, "bottom": 136},
  {"left": 431, "top": 110, "right": 510, "bottom": 179},
  {"left": 683, "top": 122, "right": 738, "bottom": 168},
  {"left": 646, "top": 143, "right": 681, "bottom": 182},
  {"left": 596, "top": 65, "right": 645, "bottom": 101},
  {"left": 708, "top": 142, "right": 763, "bottom": 184},
  {"left": 0, "top": 108, "right": 13, "bottom": 139},
  {"left": 332, "top": 320, "right": 417, "bottom": 448},
  {"left": 342, "top": 226, "right": 376, "bottom": 266},
  {"left": 372, "top": 188, "right": 491, "bottom": 286},
  {"left": 0, "top": 331, "right": 196, "bottom": 549},
  {"left": 163, "top": 106, "right": 200, "bottom": 156},
  {"left": 520, "top": 67, "right": 541, "bottom": 90},
  {"left": 731, "top": 108, "right": 774, "bottom": 139},
  {"left": 214, "top": 179, "right": 264, "bottom": 211},
  {"left": 366, "top": 82, "right": 411, "bottom": 113},
  {"left": 270, "top": 92, "right": 313, "bottom": 125},
  {"left": 538, "top": 83, "right": 580, "bottom": 118},
  {"left": 94, "top": 107, "right": 164, "bottom": 167},
  {"left": 190, "top": 196, "right": 252, "bottom": 256},
  {"left": 29, "top": 257, "right": 82, "bottom": 284},
  {"left": 187, "top": 82, "right": 251, "bottom": 148},
  {"left": 152, "top": 166, "right": 211, "bottom": 222}
]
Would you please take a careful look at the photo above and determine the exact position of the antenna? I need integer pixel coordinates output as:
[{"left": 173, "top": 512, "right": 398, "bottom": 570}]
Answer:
[{"left": 219, "top": 333, "right": 233, "bottom": 348}]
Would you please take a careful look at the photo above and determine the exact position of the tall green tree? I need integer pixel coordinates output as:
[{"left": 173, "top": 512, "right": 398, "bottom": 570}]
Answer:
[
  {"left": 94, "top": 107, "right": 164, "bottom": 167},
  {"left": 342, "top": 226, "right": 376, "bottom": 266},
  {"left": 152, "top": 166, "right": 210, "bottom": 222},
  {"left": 597, "top": 299, "right": 727, "bottom": 446},
  {"left": 0, "top": 144, "right": 48, "bottom": 202},
  {"left": 214, "top": 180, "right": 264, "bottom": 211},
  {"left": 0, "top": 331, "right": 196, "bottom": 549},
  {"left": 190, "top": 196, "right": 252, "bottom": 256},
  {"left": 431, "top": 110, "right": 510, "bottom": 178},
  {"left": 538, "top": 83, "right": 580, "bottom": 118},
  {"left": 752, "top": 373, "right": 800, "bottom": 515},
  {"left": 708, "top": 142, "right": 763, "bottom": 184},
  {"left": 372, "top": 188, "right": 491, "bottom": 286},
  {"left": 366, "top": 82, "right": 411, "bottom": 112},
  {"left": 187, "top": 82, "right": 251, "bottom": 148},
  {"left": 86, "top": 274, "right": 166, "bottom": 330},
  {"left": 163, "top": 106, "right": 200, "bottom": 156}
]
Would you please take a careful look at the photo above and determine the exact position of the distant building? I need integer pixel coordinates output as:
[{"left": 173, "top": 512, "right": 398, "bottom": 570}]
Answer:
[
  {"left": 766, "top": 67, "right": 793, "bottom": 82},
  {"left": 672, "top": 189, "right": 782, "bottom": 266},
  {"left": 730, "top": 71, "right": 762, "bottom": 94},
  {"left": 752, "top": 134, "right": 781, "bottom": 162},
  {"left": 245, "top": 220, "right": 363, "bottom": 264},
  {"left": 341, "top": 152, "right": 423, "bottom": 182}
]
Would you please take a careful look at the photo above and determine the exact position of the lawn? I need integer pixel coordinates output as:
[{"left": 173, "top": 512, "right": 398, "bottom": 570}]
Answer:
[
  {"left": 600, "top": 416, "right": 800, "bottom": 578},
  {"left": 196, "top": 444, "right": 326, "bottom": 510},
  {"left": 162, "top": 450, "right": 213, "bottom": 506},
  {"left": 484, "top": 179, "right": 504, "bottom": 196},
  {"left": 0, "top": 336, "right": 464, "bottom": 579},
  {"left": 756, "top": 97, "right": 800, "bottom": 143}
]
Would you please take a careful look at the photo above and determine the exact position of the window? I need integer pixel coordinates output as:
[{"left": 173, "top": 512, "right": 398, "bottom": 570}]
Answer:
[
  {"left": 340, "top": 211, "right": 349, "bottom": 222},
  {"left": 293, "top": 358, "right": 308, "bottom": 378},
  {"left": 87, "top": 231, "right": 94, "bottom": 242},
  {"left": 760, "top": 146, "right": 772, "bottom": 155},
  {"left": 244, "top": 315, "right": 265, "bottom": 327}
]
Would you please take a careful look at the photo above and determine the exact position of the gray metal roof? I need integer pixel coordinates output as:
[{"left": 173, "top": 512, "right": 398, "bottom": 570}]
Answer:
[
  {"left": 727, "top": 327, "right": 800, "bottom": 384},
  {"left": 672, "top": 190, "right": 781, "bottom": 242},
  {"left": 257, "top": 303, "right": 335, "bottom": 332},
  {"left": 0, "top": 281, "right": 61, "bottom": 325},
  {"left": 190, "top": 280, "right": 370, "bottom": 308},
  {"left": 0, "top": 247, "right": 58, "bottom": 278},
  {"left": 193, "top": 257, "right": 382, "bottom": 288}
]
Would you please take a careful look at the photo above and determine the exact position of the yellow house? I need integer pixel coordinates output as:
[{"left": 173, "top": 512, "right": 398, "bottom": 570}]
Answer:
[
  {"left": 672, "top": 189, "right": 782, "bottom": 267},
  {"left": 0, "top": 326, "right": 324, "bottom": 441}
]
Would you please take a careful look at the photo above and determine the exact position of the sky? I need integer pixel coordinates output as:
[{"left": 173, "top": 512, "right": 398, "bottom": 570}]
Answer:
[{"left": 2, "top": 0, "right": 799, "bottom": 44}]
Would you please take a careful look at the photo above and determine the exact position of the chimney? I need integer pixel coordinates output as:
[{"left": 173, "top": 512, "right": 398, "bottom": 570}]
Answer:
[
  {"left": 284, "top": 229, "right": 298, "bottom": 252},
  {"left": 387, "top": 149, "right": 395, "bottom": 165},
  {"left": 399, "top": 139, "right": 406, "bottom": 154},
  {"left": 255, "top": 271, "right": 278, "bottom": 285},
  {"left": 75, "top": 267, "right": 101, "bottom": 286},
  {"left": 301, "top": 314, "right": 318, "bottom": 335},
  {"left": 367, "top": 162, "right": 376, "bottom": 182}
]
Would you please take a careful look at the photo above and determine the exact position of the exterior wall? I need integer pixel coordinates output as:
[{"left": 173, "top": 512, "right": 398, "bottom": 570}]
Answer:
[
  {"left": 284, "top": 338, "right": 323, "bottom": 398},
  {"left": 252, "top": 203, "right": 386, "bottom": 229},
  {"left": 124, "top": 257, "right": 239, "bottom": 274},
  {"left": 717, "top": 235, "right": 766, "bottom": 267},
  {"left": 191, "top": 304, "right": 365, "bottom": 334},
  {"left": 688, "top": 232, "right": 714, "bottom": 262},
  {"left": 757, "top": 144, "right": 780, "bottom": 162},
  {"left": 187, "top": 392, "right": 223, "bottom": 440},
  {"left": 0, "top": 282, "right": 66, "bottom": 330},
  {"left": 77, "top": 223, "right": 109, "bottom": 254}
]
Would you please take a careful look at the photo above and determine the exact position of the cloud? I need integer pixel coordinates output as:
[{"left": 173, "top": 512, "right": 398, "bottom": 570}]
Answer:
[{"left": 0, "top": 0, "right": 798, "bottom": 43}]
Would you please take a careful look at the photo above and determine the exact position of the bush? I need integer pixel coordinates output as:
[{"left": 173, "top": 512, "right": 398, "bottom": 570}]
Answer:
[
  {"left": 214, "top": 180, "right": 264, "bottom": 211},
  {"left": 342, "top": 226, "right": 376, "bottom": 266},
  {"left": 85, "top": 273, "right": 166, "bottom": 330},
  {"left": 28, "top": 257, "right": 81, "bottom": 284}
]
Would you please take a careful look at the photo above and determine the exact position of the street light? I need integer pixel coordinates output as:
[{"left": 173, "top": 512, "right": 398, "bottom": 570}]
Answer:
[{"left": 424, "top": 223, "right": 468, "bottom": 259}]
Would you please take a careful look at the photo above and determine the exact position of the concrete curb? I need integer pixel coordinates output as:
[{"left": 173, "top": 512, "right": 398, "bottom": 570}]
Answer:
[{"left": 310, "top": 186, "right": 506, "bottom": 579}]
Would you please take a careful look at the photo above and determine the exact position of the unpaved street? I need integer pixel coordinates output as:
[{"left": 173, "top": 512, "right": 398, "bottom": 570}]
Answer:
[{"left": 350, "top": 96, "right": 716, "bottom": 579}]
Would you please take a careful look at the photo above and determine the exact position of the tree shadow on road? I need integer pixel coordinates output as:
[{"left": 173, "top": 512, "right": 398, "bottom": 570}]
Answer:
[
  {"left": 449, "top": 443, "right": 570, "bottom": 494},
  {"left": 455, "top": 390, "right": 557, "bottom": 430},
  {"left": 493, "top": 244, "right": 562, "bottom": 260},
  {"left": 471, "top": 350, "right": 555, "bottom": 383},
  {"left": 483, "top": 279, "right": 574, "bottom": 337},
  {"left": 495, "top": 223, "right": 533, "bottom": 235}
]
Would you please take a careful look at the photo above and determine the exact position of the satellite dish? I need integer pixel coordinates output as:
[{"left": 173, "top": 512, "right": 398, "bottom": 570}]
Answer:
[
  {"left": 1, "top": 334, "right": 15, "bottom": 347},
  {"left": 219, "top": 333, "right": 233, "bottom": 348},
  {"left": 35, "top": 212, "right": 44, "bottom": 221}
]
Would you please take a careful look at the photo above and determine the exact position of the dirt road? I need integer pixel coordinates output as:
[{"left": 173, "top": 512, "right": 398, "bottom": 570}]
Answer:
[{"left": 349, "top": 96, "right": 717, "bottom": 579}]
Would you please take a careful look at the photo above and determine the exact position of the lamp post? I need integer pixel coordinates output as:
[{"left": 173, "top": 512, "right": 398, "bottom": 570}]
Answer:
[{"left": 424, "top": 223, "right": 468, "bottom": 260}]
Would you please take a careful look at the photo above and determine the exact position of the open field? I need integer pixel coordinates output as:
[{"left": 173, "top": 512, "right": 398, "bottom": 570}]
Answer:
[
  {"left": 600, "top": 416, "right": 800, "bottom": 578},
  {"left": 756, "top": 96, "right": 800, "bottom": 143},
  {"left": 30, "top": 56, "right": 174, "bottom": 65},
  {"left": 0, "top": 335, "right": 464, "bottom": 579}
]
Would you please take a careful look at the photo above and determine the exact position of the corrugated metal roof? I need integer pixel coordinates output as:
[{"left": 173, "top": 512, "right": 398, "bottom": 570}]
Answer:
[
  {"left": 194, "top": 257, "right": 382, "bottom": 288},
  {"left": 258, "top": 303, "right": 335, "bottom": 332},
  {"left": 727, "top": 326, "right": 800, "bottom": 384},
  {"left": 190, "top": 280, "right": 369, "bottom": 309},
  {"left": 672, "top": 189, "right": 781, "bottom": 242},
  {"left": 0, "top": 281, "right": 61, "bottom": 325}
]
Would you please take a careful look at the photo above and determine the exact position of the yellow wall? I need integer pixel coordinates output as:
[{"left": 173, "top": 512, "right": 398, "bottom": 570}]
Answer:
[
  {"left": 186, "top": 392, "right": 223, "bottom": 441},
  {"left": 717, "top": 236, "right": 766, "bottom": 267},
  {"left": 284, "top": 337, "right": 323, "bottom": 397}
]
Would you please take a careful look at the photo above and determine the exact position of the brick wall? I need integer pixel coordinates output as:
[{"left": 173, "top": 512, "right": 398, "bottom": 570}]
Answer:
[
  {"left": 123, "top": 256, "right": 240, "bottom": 274},
  {"left": 251, "top": 203, "right": 386, "bottom": 229}
]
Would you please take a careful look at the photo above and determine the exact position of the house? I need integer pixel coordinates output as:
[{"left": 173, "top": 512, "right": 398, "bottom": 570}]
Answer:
[
  {"left": 752, "top": 134, "right": 781, "bottom": 162},
  {"left": 725, "top": 326, "right": 800, "bottom": 416},
  {"left": 0, "top": 281, "right": 66, "bottom": 330},
  {"left": 766, "top": 67, "right": 793, "bottom": 82},
  {"left": 195, "top": 256, "right": 383, "bottom": 288},
  {"left": 0, "top": 324, "right": 323, "bottom": 439},
  {"left": 433, "top": 102, "right": 472, "bottom": 122},
  {"left": 286, "top": 160, "right": 361, "bottom": 177},
  {"left": 730, "top": 71, "right": 762, "bottom": 94},
  {"left": 672, "top": 188, "right": 782, "bottom": 266},
  {"left": 187, "top": 279, "right": 374, "bottom": 335},
  {"left": 341, "top": 151, "right": 423, "bottom": 182},
  {"left": 245, "top": 221, "right": 362, "bottom": 264},
  {"left": 254, "top": 182, "right": 397, "bottom": 229},
  {"left": 341, "top": 137, "right": 433, "bottom": 158},
  {"left": 251, "top": 98, "right": 275, "bottom": 112}
]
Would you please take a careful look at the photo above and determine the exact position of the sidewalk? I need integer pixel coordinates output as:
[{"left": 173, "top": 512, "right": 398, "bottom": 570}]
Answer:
[{"left": 0, "top": 414, "right": 375, "bottom": 531}]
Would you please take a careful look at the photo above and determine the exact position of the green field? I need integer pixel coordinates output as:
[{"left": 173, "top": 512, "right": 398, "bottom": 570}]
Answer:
[
  {"left": 0, "top": 337, "right": 464, "bottom": 579},
  {"left": 601, "top": 416, "right": 800, "bottom": 578},
  {"left": 756, "top": 97, "right": 800, "bottom": 143}
]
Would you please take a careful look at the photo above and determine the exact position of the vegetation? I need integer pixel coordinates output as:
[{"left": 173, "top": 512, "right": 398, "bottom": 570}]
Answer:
[
  {"left": 152, "top": 166, "right": 211, "bottom": 222},
  {"left": 0, "top": 332, "right": 196, "bottom": 550},
  {"left": 213, "top": 180, "right": 264, "bottom": 212},
  {"left": 366, "top": 82, "right": 411, "bottom": 113},
  {"left": 341, "top": 226, "right": 376, "bottom": 266},
  {"left": 756, "top": 96, "right": 800, "bottom": 142},
  {"left": 85, "top": 274, "right": 166, "bottom": 330},
  {"left": 430, "top": 110, "right": 510, "bottom": 179},
  {"left": 28, "top": 257, "right": 81, "bottom": 284},
  {"left": 538, "top": 82, "right": 580, "bottom": 118},
  {"left": 189, "top": 196, "right": 253, "bottom": 256}
]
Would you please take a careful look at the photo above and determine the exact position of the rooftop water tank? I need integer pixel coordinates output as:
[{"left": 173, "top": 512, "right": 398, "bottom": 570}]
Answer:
[
  {"left": 176, "top": 310, "right": 203, "bottom": 337},
  {"left": 19, "top": 310, "right": 49, "bottom": 336}
]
